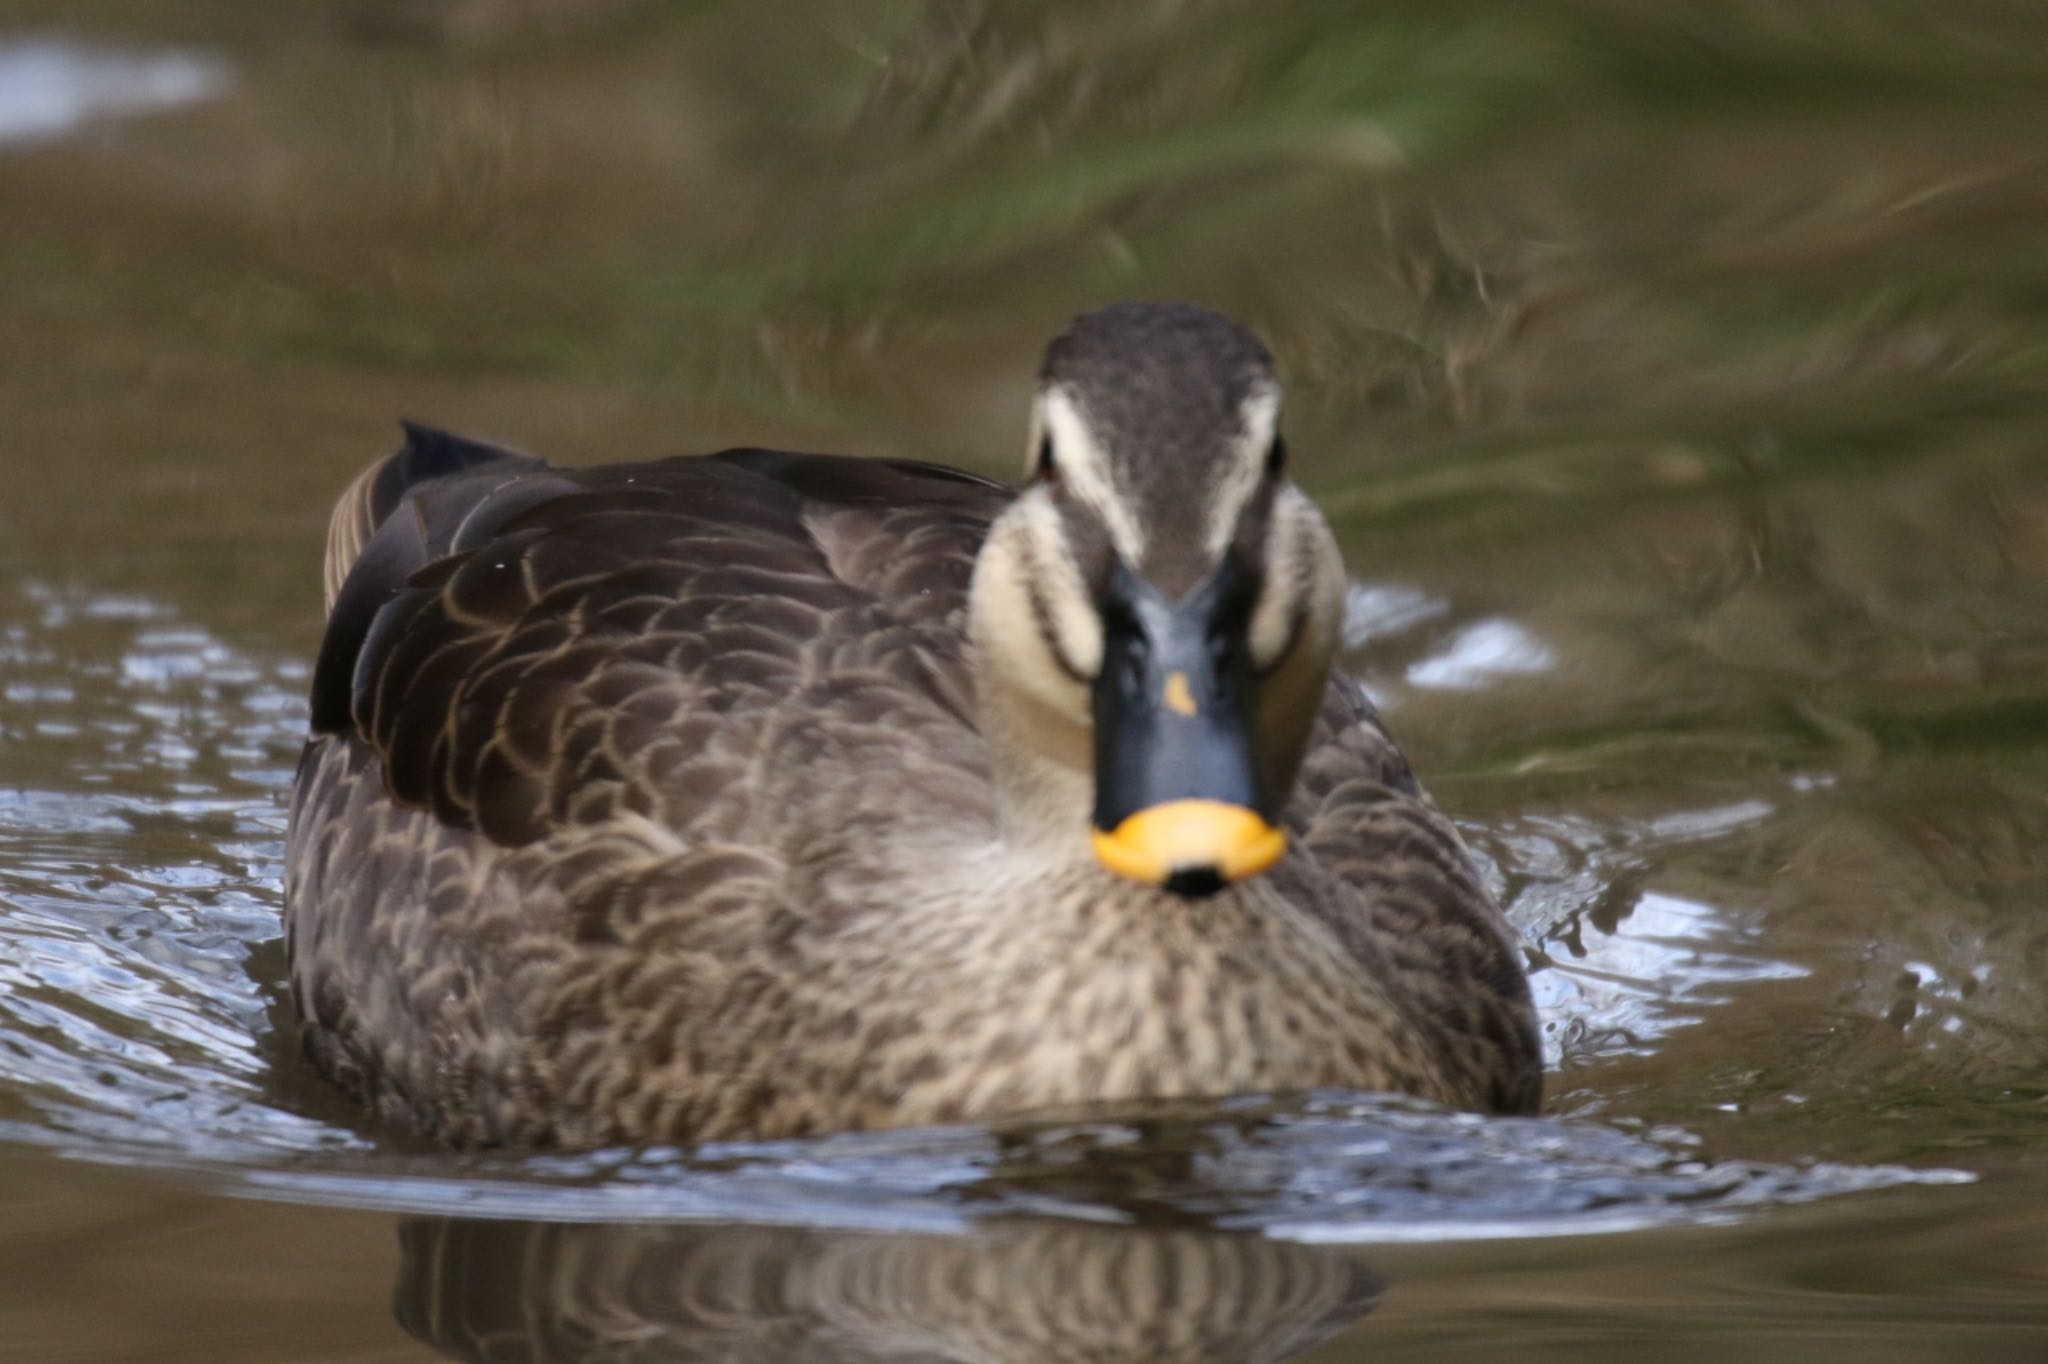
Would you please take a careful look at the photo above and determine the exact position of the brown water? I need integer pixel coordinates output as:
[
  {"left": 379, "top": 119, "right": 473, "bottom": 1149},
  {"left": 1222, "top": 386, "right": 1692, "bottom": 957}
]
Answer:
[{"left": 3, "top": 2, "right": 2048, "bottom": 1359}]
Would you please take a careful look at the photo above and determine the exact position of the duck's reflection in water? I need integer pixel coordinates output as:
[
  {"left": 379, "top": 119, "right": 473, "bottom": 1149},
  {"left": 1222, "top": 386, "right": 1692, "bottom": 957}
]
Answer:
[{"left": 396, "top": 1216, "right": 1380, "bottom": 1363}]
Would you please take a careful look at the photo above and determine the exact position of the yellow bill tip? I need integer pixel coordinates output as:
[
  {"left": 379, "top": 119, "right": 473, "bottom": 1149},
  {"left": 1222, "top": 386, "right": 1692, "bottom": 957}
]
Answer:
[{"left": 1091, "top": 799, "right": 1287, "bottom": 889}]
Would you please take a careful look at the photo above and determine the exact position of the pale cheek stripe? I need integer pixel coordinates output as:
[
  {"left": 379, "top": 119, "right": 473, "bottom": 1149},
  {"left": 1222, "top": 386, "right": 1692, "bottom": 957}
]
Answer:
[
  {"left": 1041, "top": 388, "right": 1146, "bottom": 563},
  {"left": 1017, "top": 496, "right": 1103, "bottom": 680},
  {"left": 1203, "top": 385, "right": 1280, "bottom": 558}
]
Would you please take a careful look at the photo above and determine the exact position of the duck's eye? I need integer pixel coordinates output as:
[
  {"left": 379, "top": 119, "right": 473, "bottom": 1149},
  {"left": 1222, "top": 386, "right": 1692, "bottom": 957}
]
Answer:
[
  {"left": 1265, "top": 435, "right": 1288, "bottom": 477},
  {"left": 1208, "top": 629, "right": 1231, "bottom": 675},
  {"left": 1120, "top": 636, "right": 1147, "bottom": 696},
  {"left": 1036, "top": 436, "right": 1059, "bottom": 484}
]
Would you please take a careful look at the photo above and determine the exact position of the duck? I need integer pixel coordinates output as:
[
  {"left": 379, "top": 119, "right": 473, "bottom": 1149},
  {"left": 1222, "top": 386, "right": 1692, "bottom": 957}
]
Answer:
[{"left": 284, "top": 301, "right": 1541, "bottom": 1147}]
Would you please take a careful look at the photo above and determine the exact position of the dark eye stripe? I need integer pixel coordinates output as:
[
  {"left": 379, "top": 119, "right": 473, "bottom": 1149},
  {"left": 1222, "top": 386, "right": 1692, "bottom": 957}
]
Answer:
[{"left": 1035, "top": 434, "right": 1058, "bottom": 484}]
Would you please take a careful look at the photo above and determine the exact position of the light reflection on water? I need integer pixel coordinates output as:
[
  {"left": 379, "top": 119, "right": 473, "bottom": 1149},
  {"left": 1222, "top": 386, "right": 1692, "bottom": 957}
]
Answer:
[
  {"left": 1537, "top": 889, "right": 1809, "bottom": 1067},
  {"left": 1341, "top": 582, "right": 1451, "bottom": 651},
  {"left": 0, "top": 38, "right": 229, "bottom": 146},
  {"left": 1406, "top": 618, "right": 1557, "bottom": 692},
  {"left": 0, "top": 584, "right": 349, "bottom": 1160}
]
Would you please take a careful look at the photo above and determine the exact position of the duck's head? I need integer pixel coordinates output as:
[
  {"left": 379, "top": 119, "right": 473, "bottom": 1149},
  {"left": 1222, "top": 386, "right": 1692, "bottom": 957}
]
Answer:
[{"left": 970, "top": 302, "right": 1346, "bottom": 898}]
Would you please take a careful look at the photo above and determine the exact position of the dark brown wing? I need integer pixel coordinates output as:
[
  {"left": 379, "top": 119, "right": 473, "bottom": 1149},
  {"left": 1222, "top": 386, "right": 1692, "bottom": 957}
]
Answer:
[
  {"left": 319, "top": 422, "right": 549, "bottom": 614},
  {"left": 312, "top": 438, "right": 1009, "bottom": 852}
]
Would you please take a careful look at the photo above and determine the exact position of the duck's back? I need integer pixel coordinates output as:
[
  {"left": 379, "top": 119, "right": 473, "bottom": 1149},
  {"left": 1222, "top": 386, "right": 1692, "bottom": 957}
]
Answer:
[{"left": 287, "top": 430, "right": 1009, "bottom": 1143}]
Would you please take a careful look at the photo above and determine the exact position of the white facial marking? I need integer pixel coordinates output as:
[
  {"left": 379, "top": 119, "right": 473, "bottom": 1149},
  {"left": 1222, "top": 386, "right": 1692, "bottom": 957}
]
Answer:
[
  {"left": 1204, "top": 380, "right": 1281, "bottom": 558},
  {"left": 1017, "top": 492, "right": 1104, "bottom": 678},
  {"left": 1249, "top": 485, "right": 1338, "bottom": 671},
  {"left": 1040, "top": 386, "right": 1146, "bottom": 563}
]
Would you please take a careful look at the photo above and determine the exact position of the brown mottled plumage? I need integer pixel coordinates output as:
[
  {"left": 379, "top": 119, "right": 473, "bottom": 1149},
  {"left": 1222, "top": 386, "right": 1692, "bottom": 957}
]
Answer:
[{"left": 285, "top": 303, "right": 1540, "bottom": 1147}]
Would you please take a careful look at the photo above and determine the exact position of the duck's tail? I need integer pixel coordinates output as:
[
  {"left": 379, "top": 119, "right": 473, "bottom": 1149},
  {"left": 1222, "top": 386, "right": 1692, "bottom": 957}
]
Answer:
[{"left": 322, "top": 422, "right": 543, "bottom": 615}]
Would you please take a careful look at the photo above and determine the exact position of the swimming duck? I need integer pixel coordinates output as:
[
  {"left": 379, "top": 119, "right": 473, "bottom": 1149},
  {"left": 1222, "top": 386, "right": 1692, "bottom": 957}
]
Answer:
[{"left": 285, "top": 302, "right": 1540, "bottom": 1146}]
